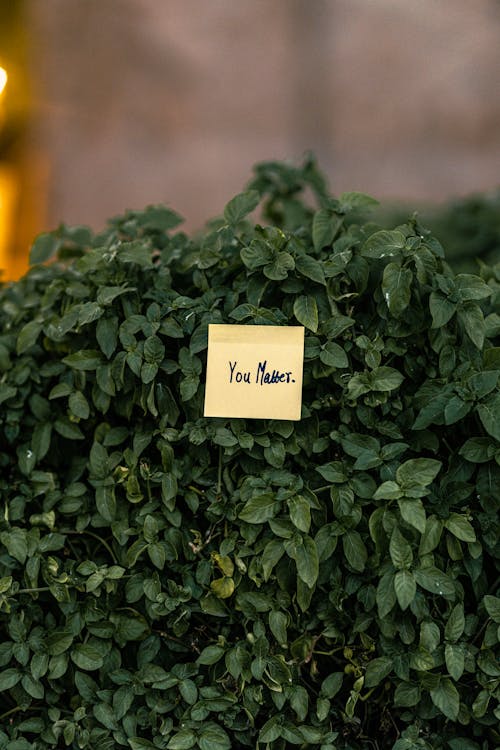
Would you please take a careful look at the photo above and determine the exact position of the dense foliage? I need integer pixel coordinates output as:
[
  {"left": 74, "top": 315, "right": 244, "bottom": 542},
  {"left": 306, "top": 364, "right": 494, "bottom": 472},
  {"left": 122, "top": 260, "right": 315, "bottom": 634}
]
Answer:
[
  {"left": 377, "top": 191, "right": 500, "bottom": 274},
  {"left": 0, "top": 158, "right": 499, "bottom": 750}
]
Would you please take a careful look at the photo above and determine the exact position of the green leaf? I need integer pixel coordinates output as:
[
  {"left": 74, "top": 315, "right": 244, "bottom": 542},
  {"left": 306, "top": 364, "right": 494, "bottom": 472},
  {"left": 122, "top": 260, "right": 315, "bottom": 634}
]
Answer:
[
  {"left": 0, "top": 383, "right": 16, "bottom": 405},
  {"left": 240, "top": 239, "right": 273, "bottom": 270},
  {"left": 430, "top": 677, "right": 460, "bottom": 720},
  {"left": 138, "top": 205, "right": 182, "bottom": 232},
  {"left": 210, "top": 577, "right": 235, "bottom": 599},
  {"left": 477, "top": 392, "right": 500, "bottom": 441},
  {"left": 295, "top": 254, "right": 325, "bottom": 285},
  {"left": 96, "top": 285, "right": 134, "bottom": 305},
  {"left": 382, "top": 262, "right": 412, "bottom": 316},
  {"left": 413, "top": 390, "right": 449, "bottom": 429},
  {"left": 166, "top": 730, "right": 197, "bottom": 750},
  {"left": 342, "top": 530, "right": 367, "bottom": 572},
  {"left": 454, "top": 274, "right": 492, "bottom": 302},
  {"left": 396, "top": 458, "right": 441, "bottom": 489},
  {"left": 198, "top": 723, "right": 231, "bottom": 750},
  {"left": 261, "top": 539, "right": 285, "bottom": 581},
  {"left": 444, "top": 395, "right": 471, "bottom": 425},
  {"left": 224, "top": 189, "right": 259, "bottom": 225},
  {"left": 289, "top": 684, "right": 309, "bottom": 722},
  {"left": 444, "top": 513, "right": 476, "bottom": 542},
  {"left": 17, "top": 320, "right": 43, "bottom": 354},
  {"left": 129, "top": 739, "right": 156, "bottom": 750},
  {"left": 30, "top": 232, "right": 60, "bottom": 264},
  {"left": 429, "top": 291, "right": 456, "bottom": 328},
  {"left": 459, "top": 437, "right": 494, "bottom": 463},
  {"left": 96, "top": 486, "right": 116, "bottom": 522},
  {"left": 96, "top": 315, "right": 118, "bottom": 359},
  {"left": 117, "top": 241, "right": 153, "bottom": 267},
  {"left": 389, "top": 528, "right": 413, "bottom": 569},
  {"left": 46, "top": 631, "right": 73, "bottom": 656},
  {"left": 445, "top": 603, "right": 465, "bottom": 642},
  {"left": 71, "top": 644, "right": 104, "bottom": 671},
  {"left": 239, "top": 493, "right": 279, "bottom": 524},
  {"left": 93, "top": 702, "right": 117, "bottom": 730},
  {"left": 285, "top": 535, "right": 319, "bottom": 587},
  {"left": 144, "top": 335, "right": 165, "bottom": 364},
  {"left": 394, "top": 682, "right": 420, "bottom": 707},
  {"left": 394, "top": 570, "right": 416, "bottom": 610},
  {"left": 0, "top": 528, "right": 28, "bottom": 564},
  {"left": 419, "top": 516, "right": 443, "bottom": 555},
  {"left": 445, "top": 643, "right": 465, "bottom": 681},
  {"left": 179, "top": 678, "right": 198, "bottom": 705},
  {"left": 288, "top": 495, "right": 311, "bottom": 533},
  {"left": 483, "top": 594, "right": 500, "bottom": 623},
  {"left": 269, "top": 610, "right": 288, "bottom": 645},
  {"left": 62, "top": 349, "right": 103, "bottom": 371},
  {"left": 361, "top": 229, "right": 406, "bottom": 258},
  {"left": 370, "top": 366, "right": 404, "bottom": 392},
  {"left": 364, "top": 656, "right": 392, "bottom": 688},
  {"left": 459, "top": 302, "right": 485, "bottom": 349},
  {"left": 414, "top": 567, "right": 455, "bottom": 597},
  {"left": 69, "top": 391, "right": 90, "bottom": 420},
  {"left": 54, "top": 418, "right": 84, "bottom": 440},
  {"left": 320, "top": 341, "right": 348, "bottom": 368},
  {"left": 374, "top": 480, "right": 402, "bottom": 500},
  {"left": 312, "top": 209, "right": 340, "bottom": 251},
  {"left": 377, "top": 572, "right": 396, "bottom": 618},
  {"left": 293, "top": 295, "right": 318, "bottom": 332},
  {"left": 398, "top": 499, "right": 426, "bottom": 533},
  {"left": 258, "top": 716, "right": 282, "bottom": 744},
  {"left": 338, "top": 191, "right": 379, "bottom": 213},
  {"left": 321, "top": 672, "right": 343, "bottom": 699},
  {"left": 0, "top": 668, "right": 22, "bottom": 691},
  {"left": 472, "top": 689, "right": 490, "bottom": 719},
  {"left": 264, "top": 251, "right": 295, "bottom": 281},
  {"left": 197, "top": 645, "right": 225, "bottom": 665}
]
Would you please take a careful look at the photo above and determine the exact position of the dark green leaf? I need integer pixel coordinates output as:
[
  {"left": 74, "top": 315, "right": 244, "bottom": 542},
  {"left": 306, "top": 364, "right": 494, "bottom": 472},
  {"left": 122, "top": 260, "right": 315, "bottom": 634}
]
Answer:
[
  {"left": 239, "top": 493, "right": 279, "bottom": 524},
  {"left": 17, "top": 321, "right": 43, "bottom": 354},
  {"left": 361, "top": 229, "right": 406, "bottom": 258},
  {"left": 477, "top": 392, "right": 500, "bottom": 441},
  {"left": 295, "top": 254, "right": 325, "bottom": 285},
  {"left": 382, "top": 262, "right": 412, "bottom": 315},
  {"left": 430, "top": 678, "right": 460, "bottom": 720},
  {"left": 30, "top": 232, "right": 60, "bottom": 264},
  {"left": 394, "top": 570, "right": 416, "bottom": 610},
  {"left": 293, "top": 295, "right": 318, "bottom": 332},
  {"left": 342, "top": 530, "right": 367, "bottom": 572},
  {"left": 364, "top": 656, "right": 392, "bottom": 688},
  {"left": 312, "top": 209, "right": 340, "bottom": 251},
  {"left": 224, "top": 190, "right": 259, "bottom": 225},
  {"left": 62, "top": 350, "right": 103, "bottom": 370}
]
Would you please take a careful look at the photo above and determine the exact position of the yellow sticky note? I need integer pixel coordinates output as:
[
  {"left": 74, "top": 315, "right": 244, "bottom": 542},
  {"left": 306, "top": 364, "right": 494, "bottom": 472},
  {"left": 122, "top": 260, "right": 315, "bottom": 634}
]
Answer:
[{"left": 204, "top": 324, "right": 305, "bottom": 420}]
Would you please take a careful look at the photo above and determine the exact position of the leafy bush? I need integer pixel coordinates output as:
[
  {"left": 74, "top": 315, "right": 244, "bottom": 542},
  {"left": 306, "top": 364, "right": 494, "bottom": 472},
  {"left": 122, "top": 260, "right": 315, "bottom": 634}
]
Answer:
[
  {"left": 0, "top": 158, "right": 499, "bottom": 750},
  {"left": 375, "top": 191, "right": 500, "bottom": 274}
]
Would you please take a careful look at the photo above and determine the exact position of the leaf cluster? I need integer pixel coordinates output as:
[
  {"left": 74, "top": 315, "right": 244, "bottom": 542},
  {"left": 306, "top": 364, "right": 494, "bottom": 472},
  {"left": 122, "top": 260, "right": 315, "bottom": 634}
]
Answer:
[{"left": 0, "top": 158, "right": 499, "bottom": 750}]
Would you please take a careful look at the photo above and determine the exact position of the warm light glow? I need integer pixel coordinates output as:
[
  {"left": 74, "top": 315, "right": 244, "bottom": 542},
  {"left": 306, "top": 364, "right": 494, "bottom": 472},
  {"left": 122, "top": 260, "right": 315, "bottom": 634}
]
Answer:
[
  {"left": 0, "top": 165, "right": 20, "bottom": 280},
  {"left": 0, "top": 67, "right": 7, "bottom": 97}
]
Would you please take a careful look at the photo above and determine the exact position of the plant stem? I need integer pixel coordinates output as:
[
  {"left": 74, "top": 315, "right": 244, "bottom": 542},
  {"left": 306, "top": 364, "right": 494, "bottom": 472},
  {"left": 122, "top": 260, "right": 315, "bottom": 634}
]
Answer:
[
  {"left": 61, "top": 529, "right": 118, "bottom": 563},
  {"left": 0, "top": 705, "right": 22, "bottom": 721},
  {"left": 217, "top": 446, "right": 223, "bottom": 498}
]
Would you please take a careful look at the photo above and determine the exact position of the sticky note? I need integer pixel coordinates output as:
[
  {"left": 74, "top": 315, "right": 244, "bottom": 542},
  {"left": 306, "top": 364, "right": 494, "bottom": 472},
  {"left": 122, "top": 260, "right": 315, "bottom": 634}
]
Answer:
[{"left": 204, "top": 324, "right": 305, "bottom": 420}]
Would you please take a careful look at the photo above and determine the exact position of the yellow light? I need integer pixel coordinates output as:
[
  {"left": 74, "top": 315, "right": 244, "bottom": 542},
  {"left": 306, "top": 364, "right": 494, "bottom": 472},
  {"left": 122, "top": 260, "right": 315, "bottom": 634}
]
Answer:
[{"left": 0, "top": 67, "right": 7, "bottom": 97}]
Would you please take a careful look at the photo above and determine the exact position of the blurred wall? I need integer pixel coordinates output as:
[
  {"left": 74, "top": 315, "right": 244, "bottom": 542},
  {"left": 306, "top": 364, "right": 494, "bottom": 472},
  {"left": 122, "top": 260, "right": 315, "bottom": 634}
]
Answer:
[{"left": 26, "top": 0, "right": 500, "bottom": 234}]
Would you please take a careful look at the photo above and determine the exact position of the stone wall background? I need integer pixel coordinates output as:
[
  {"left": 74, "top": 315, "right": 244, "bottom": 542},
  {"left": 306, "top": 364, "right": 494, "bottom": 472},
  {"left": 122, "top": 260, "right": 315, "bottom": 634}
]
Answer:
[{"left": 26, "top": 0, "right": 500, "bottom": 233}]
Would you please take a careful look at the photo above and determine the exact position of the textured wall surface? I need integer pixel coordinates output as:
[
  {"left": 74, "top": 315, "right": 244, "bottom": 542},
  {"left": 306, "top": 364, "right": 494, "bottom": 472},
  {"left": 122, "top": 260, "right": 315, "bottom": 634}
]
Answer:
[{"left": 27, "top": 0, "right": 500, "bottom": 233}]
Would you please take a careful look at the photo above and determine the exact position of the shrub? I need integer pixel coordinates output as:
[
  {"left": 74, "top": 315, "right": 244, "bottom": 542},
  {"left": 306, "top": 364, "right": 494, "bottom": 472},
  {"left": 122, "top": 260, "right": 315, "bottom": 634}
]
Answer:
[
  {"left": 0, "top": 158, "right": 499, "bottom": 750},
  {"left": 375, "top": 191, "right": 500, "bottom": 274}
]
